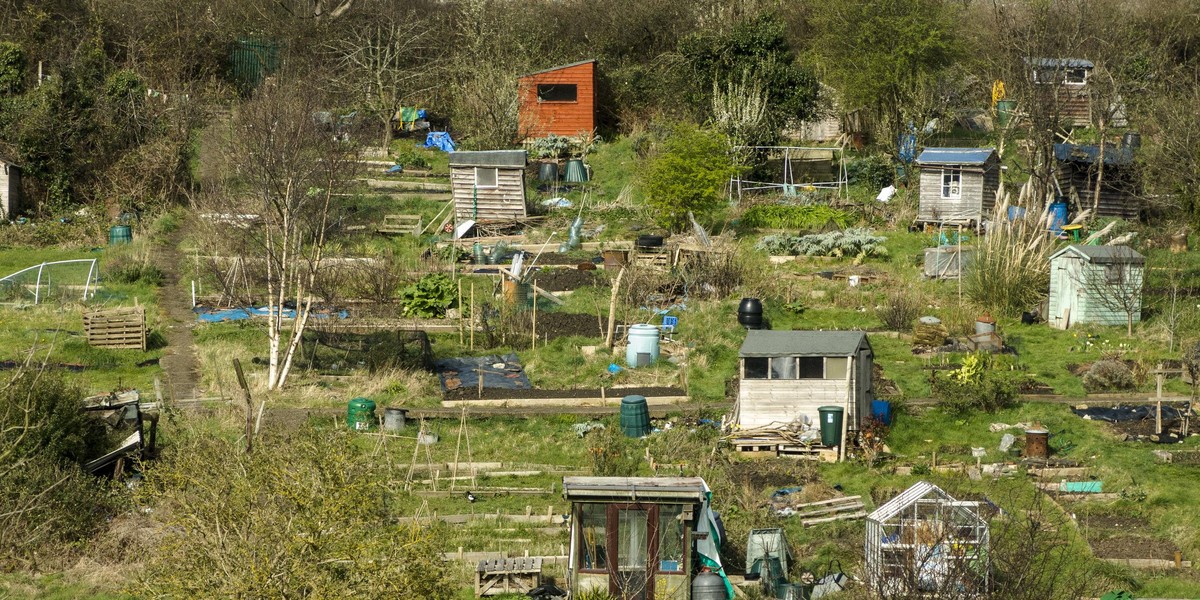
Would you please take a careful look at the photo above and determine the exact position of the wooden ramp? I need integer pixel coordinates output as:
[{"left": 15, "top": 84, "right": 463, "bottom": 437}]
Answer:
[{"left": 84, "top": 306, "right": 146, "bottom": 350}]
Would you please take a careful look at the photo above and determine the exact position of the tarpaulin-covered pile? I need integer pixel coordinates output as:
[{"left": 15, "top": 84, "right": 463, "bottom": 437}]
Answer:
[{"left": 435, "top": 353, "right": 531, "bottom": 391}]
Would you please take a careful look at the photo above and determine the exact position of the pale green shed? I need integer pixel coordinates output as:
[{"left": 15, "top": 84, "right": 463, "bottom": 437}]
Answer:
[{"left": 1047, "top": 245, "right": 1144, "bottom": 330}]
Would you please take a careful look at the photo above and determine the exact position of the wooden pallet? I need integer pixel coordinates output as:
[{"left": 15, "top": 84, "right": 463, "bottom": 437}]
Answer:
[
  {"left": 794, "top": 496, "right": 867, "bottom": 526},
  {"left": 376, "top": 214, "right": 422, "bottom": 235},
  {"left": 83, "top": 306, "right": 146, "bottom": 350},
  {"left": 475, "top": 556, "right": 542, "bottom": 597},
  {"left": 633, "top": 248, "right": 671, "bottom": 269}
]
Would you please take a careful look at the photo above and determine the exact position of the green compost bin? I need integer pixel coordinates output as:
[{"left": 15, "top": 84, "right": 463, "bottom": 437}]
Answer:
[
  {"left": 109, "top": 225, "right": 132, "bottom": 245},
  {"left": 818, "top": 406, "right": 845, "bottom": 448},
  {"left": 620, "top": 395, "right": 651, "bottom": 438},
  {"left": 347, "top": 397, "right": 378, "bottom": 431}
]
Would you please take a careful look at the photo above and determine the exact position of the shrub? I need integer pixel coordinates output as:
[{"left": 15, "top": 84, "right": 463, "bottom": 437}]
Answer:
[
  {"left": 641, "top": 123, "right": 739, "bottom": 232},
  {"left": 755, "top": 228, "right": 887, "bottom": 258},
  {"left": 877, "top": 287, "right": 922, "bottom": 331},
  {"left": 933, "top": 353, "right": 1019, "bottom": 416},
  {"left": 1082, "top": 359, "right": 1135, "bottom": 392},
  {"left": 392, "top": 145, "right": 431, "bottom": 170},
  {"left": 846, "top": 154, "right": 894, "bottom": 188},
  {"left": 399, "top": 273, "right": 456, "bottom": 318},
  {"left": 587, "top": 425, "right": 641, "bottom": 477},
  {"left": 965, "top": 200, "right": 1055, "bottom": 316},
  {"left": 740, "top": 204, "right": 851, "bottom": 230}
]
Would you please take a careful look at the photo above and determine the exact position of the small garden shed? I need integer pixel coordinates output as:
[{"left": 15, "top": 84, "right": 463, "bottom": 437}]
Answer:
[
  {"left": 563, "top": 476, "right": 730, "bottom": 600},
  {"left": 448, "top": 150, "right": 527, "bottom": 222},
  {"left": 517, "top": 60, "right": 597, "bottom": 141},
  {"left": 0, "top": 153, "right": 21, "bottom": 220},
  {"left": 1048, "top": 245, "right": 1144, "bottom": 330},
  {"left": 1029, "top": 57, "right": 1094, "bottom": 127},
  {"left": 915, "top": 148, "right": 1000, "bottom": 225},
  {"left": 734, "top": 330, "right": 873, "bottom": 436},
  {"left": 865, "top": 481, "right": 990, "bottom": 598},
  {"left": 1054, "top": 141, "right": 1140, "bottom": 218}
]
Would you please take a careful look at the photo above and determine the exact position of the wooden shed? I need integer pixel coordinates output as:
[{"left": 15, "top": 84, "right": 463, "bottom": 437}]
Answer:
[
  {"left": 517, "top": 60, "right": 596, "bottom": 141},
  {"left": 1054, "top": 142, "right": 1140, "bottom": 218},
  {"left": 915, "top": 148, "right": 1000, "bottom": 225},
  {"left": 448, "top": 150, "right": 527, "bottom": 222},
  {"left": 1029, "top": 57, "right": 1093, "bottom": 127},
  {"left": 0, "top": 153, "right": 22, "bottom": 220},
  {"left": 563, "top": 476, "right": 731, "bottom": 600},
  {"left": 1048, "top": 245, "right": 1144, "bottom": 330},
  {"left": 734, "top": 330, "right": 874, "bottom": 437}
]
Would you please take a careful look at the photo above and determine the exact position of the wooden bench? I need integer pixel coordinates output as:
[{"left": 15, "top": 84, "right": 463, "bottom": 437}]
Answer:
[
  {"left": 376, "top": 214, "right": 422, "bottom": 235},
  {"left": 475, "top": 556, "right": 542, "bottom": 597}
]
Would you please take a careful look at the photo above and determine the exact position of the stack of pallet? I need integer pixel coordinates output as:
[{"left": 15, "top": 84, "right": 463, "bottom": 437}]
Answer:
[{"left": 83, "top": 306, "right": 146, "bottom": 350}]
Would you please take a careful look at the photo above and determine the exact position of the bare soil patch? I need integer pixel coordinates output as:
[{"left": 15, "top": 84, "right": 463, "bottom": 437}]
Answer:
[
  {"left": 444, "top": 385, "right": 684, "bottom": 402},
  {"left": 1089, "top": 535, "right": 1180, "bottom": 560},
  {"left": 530, "top": 268, "right": 600, "bottom": 292}
]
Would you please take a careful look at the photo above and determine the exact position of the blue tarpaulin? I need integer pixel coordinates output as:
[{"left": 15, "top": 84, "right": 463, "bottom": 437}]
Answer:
[
  {"left": 195, "top": 306, "right": 349, "bottom": 323},
  {"left": 424, "top": 132, "right": 456, "bottom": 152}
]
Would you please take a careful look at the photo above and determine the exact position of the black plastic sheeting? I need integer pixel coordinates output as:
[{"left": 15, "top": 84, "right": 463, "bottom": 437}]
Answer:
[
  {"left": 435, "top": 353, "right": 531, "bottom": 392},
  {"left": 1072, "top": 404, "right": 1187, "bottom": 423}
]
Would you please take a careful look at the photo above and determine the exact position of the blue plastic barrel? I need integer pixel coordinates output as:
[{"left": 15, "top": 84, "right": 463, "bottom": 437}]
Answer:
[
  {"left": 871, "top": 399, "right": 893, "bottom": 426},
  {"left": 1048, "top": 201, "right": 1068, "bottom": 235}
]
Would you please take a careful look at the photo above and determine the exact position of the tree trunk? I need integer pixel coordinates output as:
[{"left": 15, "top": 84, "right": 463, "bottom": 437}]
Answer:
[{"left": 1093, "top": 117, "right": 1105, "bottom": 216}]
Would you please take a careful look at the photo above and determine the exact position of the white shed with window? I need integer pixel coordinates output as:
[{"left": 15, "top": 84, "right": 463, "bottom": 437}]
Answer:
[
  {"left": 449, "top": 150, "right": 527, "bottom": 222},
  {"left": 915, "top": 148, "right": 999, "bottom": 225},
  {"left": 1048, "top": 245, "right": 1144, "bottom": 330},
  {"left": 734, "top": 330, "right": 874, "bottom": 434}
]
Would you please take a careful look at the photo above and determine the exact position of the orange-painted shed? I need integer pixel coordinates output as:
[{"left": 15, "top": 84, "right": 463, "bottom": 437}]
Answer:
[{"left": 517, "top": 60, "right": 596, "bottom": 141}]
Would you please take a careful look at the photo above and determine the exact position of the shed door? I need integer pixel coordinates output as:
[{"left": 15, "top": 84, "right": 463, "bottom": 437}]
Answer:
[
  {"left": 608, "top": 504, "right": 659, "bottom": 600},
  {"left": 1056, "top": 257, "right": 1082, "bottom": 329}
]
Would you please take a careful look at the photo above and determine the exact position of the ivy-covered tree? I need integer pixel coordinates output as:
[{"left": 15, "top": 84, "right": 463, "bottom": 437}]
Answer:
[{"left": 641, "top": 124, "right": 737, "bottom": 232}]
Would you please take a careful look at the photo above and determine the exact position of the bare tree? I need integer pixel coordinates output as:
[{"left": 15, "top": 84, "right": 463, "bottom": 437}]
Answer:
[
  {"left": 206, "top": 81, "right": 358, "bottom": 390},
  {"left": 1074, "top": 246, "right": 1144, "bottom": 336},
  {"left": 328, "top": 15, "right": 434, "bottom": 148}
]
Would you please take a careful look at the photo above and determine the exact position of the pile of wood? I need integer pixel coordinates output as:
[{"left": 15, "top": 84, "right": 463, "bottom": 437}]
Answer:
[
  {"left": 475, "top": 557, "right": 543, "bottom": 597},
  {"left": 913, "top": 321, "right": 949, "bottom": 348},
  {"left": 84, "top": 306, "right": 146, "bottom": 350},
  {"left": 773, "top": 495, "right": 867, "bottom": 526}
]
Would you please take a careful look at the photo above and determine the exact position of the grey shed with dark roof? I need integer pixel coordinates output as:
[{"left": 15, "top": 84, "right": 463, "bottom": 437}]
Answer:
[
  {"left": 915, "top": 147, "right": 1000, "bottom": 225},
  {"left": 448, "top": 150, "right": 528, "bottom": 222},
  {"left": 735, "top": 330, "right": 874, "bottom": 444}
]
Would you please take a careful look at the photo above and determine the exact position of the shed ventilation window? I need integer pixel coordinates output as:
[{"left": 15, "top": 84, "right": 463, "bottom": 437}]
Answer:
[
  {"left": 825, "top": 357, "right": 849, "bottom": 380},
  {"left": 744, "top": 357, "right": 769, "bottom": 379},
  {"left": 537, "top": 83, "right": 578, "bottom": 102},
  {"left": 941, "top": 168, "right": 961, "bottom": 199},
  {"left": 770, "top": 357, "right": 797, "bottom": 380},
  {"left": 474, "top": 167, "right": 498, "bottom": 188},
  {"left": 798, "top": 357, "right": 824, "bottom": 379}
]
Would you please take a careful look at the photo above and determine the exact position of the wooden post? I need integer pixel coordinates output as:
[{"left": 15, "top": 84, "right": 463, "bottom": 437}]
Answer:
[
  {"left": 470, "top": 284, "right": 476, "bottom": 351},
  {"left": 1156, "top": 363, "right": 1164, "bottom": 435},
  {"left": 840, "top": 355, "right": 852, "bottom": 462},
  {"left": 458, "top": 279, "right": 464, "bottom": 346},
  {"left": 477, "top": 366, "right": 484, "bottom": 399},
  {"left": 531, "top": 279, "right": 538, "bottom": 350},
  {"left": 605, "top": 267, "right": 627, "bottom": 351},
  {"left": 233, "top": 359, "right": 255, "bottom": 454}
]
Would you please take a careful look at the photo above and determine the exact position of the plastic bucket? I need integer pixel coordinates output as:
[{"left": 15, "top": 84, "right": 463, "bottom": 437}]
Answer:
[
  {"left": 537, "top": 162, "right": 559, "bottom": 181},
  {"left": 382, "top": 407, "right": 407, "bottom": 432},
  {"left": 625, "top": 324, "right": 660, "bottom": 368},
  {"left": 109, "top": 225, "right": 132, "bottom": 246},
  {"left": 564, "top": 159, "right": 589, "bottom": 183},
  {"left": 619, "top": 395, "right": 651, "bottom": 438},
  {"left": 818, "top": 406, "right": 845, "bottom": 447}
]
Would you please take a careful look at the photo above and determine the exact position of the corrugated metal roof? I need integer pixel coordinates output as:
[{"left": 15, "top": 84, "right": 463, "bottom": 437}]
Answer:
[
  {"left": 519, "top": 59, "right": 597, "bottom": 79},
  {"left": 563, "top": 476, "right": 708, "bottom": 502},
  {"left": 1028, "top": 57, "right": 1095, "bottom": 69},
  {"left": 1054, "top": 143, "right": 1134, "bottom": 167},
  {"left": 739, "top": 330, "right": 868, "bottom": 358},
  {"left": 915, "top": 147, "right": 997, "bottom": 166},
  {"left": 1050, "top": 244, "right": 1144, "bottom": 265},
  {"left": 448, "top": 150, "right": 527, "bottom": 169}
]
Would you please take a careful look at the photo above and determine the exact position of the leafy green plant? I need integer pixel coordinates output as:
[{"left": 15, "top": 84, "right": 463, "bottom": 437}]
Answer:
[
  {"left": 932, "top": 353, "right": 1019, "bottom": 416},
  {"left": 740, "top": 204, "right": 851, "bottom": 230},
  {"left": 641, "top": 123, "right": 739, "bottom": 232},
  {"left": 755, "top": 228, "right": 887, "bottom": 258},
  {"left": 399, "top": 273, "right": 456, "bottom": 318},
  {"left": 529, "top": 134, "right": 573, "bottom": 159},
  {"left": 846, "top": 154, "right": 895, "bottom": 188},
  {"left": 392, "top": 145, "right": 431, "bottom": 170}
]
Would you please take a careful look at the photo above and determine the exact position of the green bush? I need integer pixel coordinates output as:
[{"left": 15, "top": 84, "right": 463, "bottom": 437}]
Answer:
[
  {"left": 932, "top": 353, "right": 1019, "bottom": 416},
  {"left": 393, "top": 145, "right": 431, "bottom": 170},
  {"left": 641, "top": 124, "right": 738, "bottom": 232},
  {"left": 1082, "top": 359, "right": 1135, "bottom": 392},
  {"left": 399, "top": 273, "right": 456, "bottom": 318},
  {"left": 740, "top": 204, "right": 850, "bottom": 230},
  {"left": 846, "top": 154, "right": 894, "bottom": 188}
]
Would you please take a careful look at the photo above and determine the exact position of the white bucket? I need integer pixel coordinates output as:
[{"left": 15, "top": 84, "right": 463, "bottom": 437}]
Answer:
[{"left": 848, "top": 275, "right": 861, "bottom": 287}]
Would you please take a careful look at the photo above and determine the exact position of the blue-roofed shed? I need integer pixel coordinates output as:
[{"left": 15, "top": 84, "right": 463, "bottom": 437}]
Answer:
[
  {"left": 914, "top": 147, "right": 999, "bottom": 224},
  {"left": 1054, "top": 141, "right": 1140, "bottom": 218}
]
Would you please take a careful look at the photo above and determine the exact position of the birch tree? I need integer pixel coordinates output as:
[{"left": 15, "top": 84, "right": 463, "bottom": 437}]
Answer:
[{"left": 216, "top": 83, "right": 356, "bottom": 390}]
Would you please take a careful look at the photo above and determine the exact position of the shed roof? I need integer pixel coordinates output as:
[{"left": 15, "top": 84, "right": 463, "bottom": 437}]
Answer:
[
  {"left": 739, "top": 330, "right": 868, "bottom": 358},
  {"left": 448, "top": 150, "right": 527, "bottom": 169},
  {"left": 867, "top": 481, "right": 985, "bottom": 525},
  {"left": 563, "top": 476, "right": 708, "bottom": 502},
  {"left": 915, "top": 147, "right": 996, "bottom": 166},
  {"left": 0, "top": 152, "right": 20, "bottom": 168},
  {"left": 519, "top": 59, "right": 597, "bottom": 79},
  {"left": 1050, "top": 244, "right": 1144, "bottom": 265},
  {"left": 1054, "top": 143, "right": 1134, "bottom": 167},
  {"left": 1028, "top": 57, "right": 1095, "bottom": 69}
]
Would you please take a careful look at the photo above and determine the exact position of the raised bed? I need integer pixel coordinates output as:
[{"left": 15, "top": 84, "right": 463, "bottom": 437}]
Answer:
[{"left": 441, "top": 385, "right": 687, "bottom": 407}]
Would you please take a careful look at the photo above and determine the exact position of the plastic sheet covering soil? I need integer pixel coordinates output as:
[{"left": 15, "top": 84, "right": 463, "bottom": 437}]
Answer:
[
  {"left": 1072, "top": 404, "right": 1185, "bottom": 422},
  {"left": 435, "top": 353, "right": 531, "bottom": 392},
  {"left": 195, "top": 305, "right": 349, "bottom": 323}
]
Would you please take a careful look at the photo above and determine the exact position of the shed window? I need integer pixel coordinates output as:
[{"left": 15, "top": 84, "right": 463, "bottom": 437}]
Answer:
[
  {"left": 798, "top": 357, "right": 824, "bottom": 379},
  {"left": 537, "top": 83, "right": 578, "bottom": 102},
  {"left": 941, "top": 169, "right": 961, "bottom": 199},
  {"left": 770, "top": 357, "right": 797, "bottom": 380},
  {"left": 657, "top": 505, "right": 685, "bottom": 573},
  {"left": 579, "top": 503, "right": 608, "bottom": 571},
  {"left": 474, "top": 167, "right": 498, "bottom": 188},
  {"left": 1105, "top": 264, "right": 1126, "bottom": 284},
  {"left": 744, "top": 357, "right": 768, "bottom": 379},
  {"left": 825, "top": 357, "right": 849, "bottom": 380},
  {"left": 1064, "top": 68, "right": 1088, "bottom": 84}
]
